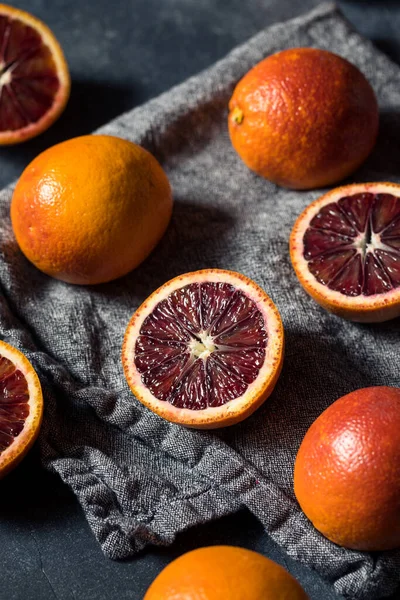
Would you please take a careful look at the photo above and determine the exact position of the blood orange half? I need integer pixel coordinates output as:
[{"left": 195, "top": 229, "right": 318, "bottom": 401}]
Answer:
[
  {"left": 0, "top": 339, "right": 43, "bottom": 478},
  {"left": 122, "top": 270, "right": 284, "bottom": 428},
  {"left": 290, "top": 183, "right": 400, "bottom": 322},
  {"left": 0, "top": 3, "right": 70, "bottom": 144}
]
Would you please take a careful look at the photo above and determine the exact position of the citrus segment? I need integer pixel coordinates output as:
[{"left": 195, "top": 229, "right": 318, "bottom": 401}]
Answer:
[
  {"left": 290, "top": 183, "right": 400, "bottom": 321},
  {"left": 0, "top": 4, "right": 70, "bottom": 144},
  {"left": 0, "top": 339, "right": 43, "bottom": 478},
  {"left": 144, "top": 546, "right": 309, "bottom": 600},
  {"left": 122, "top": 270, "right": 284, "bottom": 428}
]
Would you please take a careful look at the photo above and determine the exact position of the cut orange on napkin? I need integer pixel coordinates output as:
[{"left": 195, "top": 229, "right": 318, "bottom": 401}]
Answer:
[{"left": 0, "top": 3, "right": 70, "bottom": 144}]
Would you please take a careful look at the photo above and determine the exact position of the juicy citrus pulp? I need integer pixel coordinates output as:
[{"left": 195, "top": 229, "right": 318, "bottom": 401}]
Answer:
[
  {"left": 0, "top": 339, "right": 43, "bottom": 478},
  {"left": 11, "top": 134, "right": 173, "bottom": 285},
  {"left": 290, "top": 183, "right": 400, "bottom": 321},
  {"left": 144, "top": 546, "right": 309, "bottom": 600},
  {"left": 294, "top": 386, "right": 400, "bottom": 551},
  {"left": 122, "top": 270, "right": 284, "bottom": 428},
  {"left": 0, "top": 3, "right": 70, "bottom": 144},
  {"left": 228, "top": 48, "right": 378, "bottom": 190}
]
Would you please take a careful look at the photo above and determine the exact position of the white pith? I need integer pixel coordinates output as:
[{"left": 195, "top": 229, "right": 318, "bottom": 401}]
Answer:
[
  {"left": 291, "top": 182, "right": 400, "bottom": 313},
  {"left": 0, "top": 340, "right": 43, "bottom": 471},
  {"left": 345, "top": 227, "right": 396, "bottom": 265},
  {"left": 189, "top": 332, "right": 216, "bottom": 360},
  {"left": 0, "top": 69, "right": 11, "bottom": 87},
  {"left": 123, "top": 270, "right": 284, "bottom": 426}
]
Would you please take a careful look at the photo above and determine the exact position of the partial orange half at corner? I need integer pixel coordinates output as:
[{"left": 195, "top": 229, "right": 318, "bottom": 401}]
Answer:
[
  {"left": 0, "top": 339, "right": 43, "bottom": 478},
  {"left": 0, "top": 3, "right": 70, "bottom": 144}
]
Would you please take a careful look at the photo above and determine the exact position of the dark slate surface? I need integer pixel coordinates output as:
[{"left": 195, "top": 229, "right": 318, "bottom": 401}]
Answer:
[{"left": 1, "top": 1, "right": 400, "bottom": 599}]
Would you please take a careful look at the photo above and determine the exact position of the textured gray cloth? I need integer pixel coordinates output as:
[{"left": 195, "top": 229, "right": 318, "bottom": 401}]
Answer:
[{"left": 1, "top": 3, "right": 400, "bottom": 599}]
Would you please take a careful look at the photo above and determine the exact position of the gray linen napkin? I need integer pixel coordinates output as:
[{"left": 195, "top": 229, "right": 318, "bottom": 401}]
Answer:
[{"left": 1, "top": 3, "right": 399, "bottom": 598}]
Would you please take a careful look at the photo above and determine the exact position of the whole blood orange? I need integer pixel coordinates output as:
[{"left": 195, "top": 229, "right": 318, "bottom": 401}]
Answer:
[
  {"left": 11, "top": 134, "right": 173, "bottom": 285},
  {"left": 0, "top": 339, "right": 43, "bottom": 478},
  {"left": 144, "top": 546, "right": 309, "bottom": 600},
  {"left": 122, "top": 269, "right": 284, "bottom": 428},
  {"left": 228, "top": 48, "right": 378, "bottom": 190},
  {"left": 290, "top": 182, "right": 400, "bottom": 322},
  {"left": 0, "top": 3, "right": 70, "bottom": 144},
  {"left": 294, "top": 386, "right": 400, "bottom": 551}
]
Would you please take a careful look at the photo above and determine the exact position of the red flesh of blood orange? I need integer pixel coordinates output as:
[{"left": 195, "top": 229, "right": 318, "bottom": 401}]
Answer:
[
  {"left": 0, "top": 339, "right": 43, "bottom": 478},
  {"left": 122, "top": 270, "right": 284, "bottom": 428},
  {"left": 290, "top": 183, "right": 400, "bottom": 322},
  {"left": 0, "top": 4, "right": 70, "bottom": 144}
]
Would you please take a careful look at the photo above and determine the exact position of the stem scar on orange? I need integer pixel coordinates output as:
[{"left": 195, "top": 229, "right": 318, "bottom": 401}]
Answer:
[
  {"left": 0, "top": 339, "right": 43, "bottom": 479},
  {"left": 228, "top": 48, "right": 378, "bottom": 190},
  {"left": 122, "top": 269, "right": 284, "bottom": 428},
  {"left": 144, "top": 546, "right": 309, "bottom": 600},
  {"left": 290, "top": 182, "right": 400, "bottom": 322},
  {"left": 294, "top": 386, "right": 400, "bottom": 551},
  {"left": 0, "top": 3, "right": 70, "bottom": 144}
]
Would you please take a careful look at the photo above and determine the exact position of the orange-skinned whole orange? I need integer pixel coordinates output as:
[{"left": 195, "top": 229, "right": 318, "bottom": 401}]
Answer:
[
  {"left": 144, "top": 546, "right": 309, "bottom": 599},
  {"left": 11, "top": 135, "right": 173, "bottom": 285},
  {"left": 228, "top": 48, "right": 379, "bottom": 190},
  {"left": 294, "top": 386, "right": 400, "bottom": 551}
]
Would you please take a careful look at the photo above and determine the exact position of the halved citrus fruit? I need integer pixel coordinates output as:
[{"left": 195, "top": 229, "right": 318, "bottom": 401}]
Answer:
[
  {"left": 0, "top": 339, "right": 43, "bottom": 478},
  {"left": 290, "top": 182, "right": 400, "bottom": 322},
  {"left": 0, "top": 3, "right": 70, "bottom": 144},
  {"left": 122, "top": 269, "right": 284, "bottom": 428}
]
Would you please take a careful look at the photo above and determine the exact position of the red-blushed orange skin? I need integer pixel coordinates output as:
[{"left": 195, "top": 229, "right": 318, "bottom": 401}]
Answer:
[
  {"left": 228, "top": 48, "right": 378, "bottom": 190},
  {"left": 10, "top": 135, "right": 173, "bottom": 285},
  {"left": 294, "top": 386, "right": 400, "bottom": 551},
  {"left": 0, "top": 3, "right": 70, "bottom": 145},
  {"left": 144, "top": 546, "right": 309, "bottom": 600},
  {"left": 289, "top": 182, "right": 400, "bottom": 322}
]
